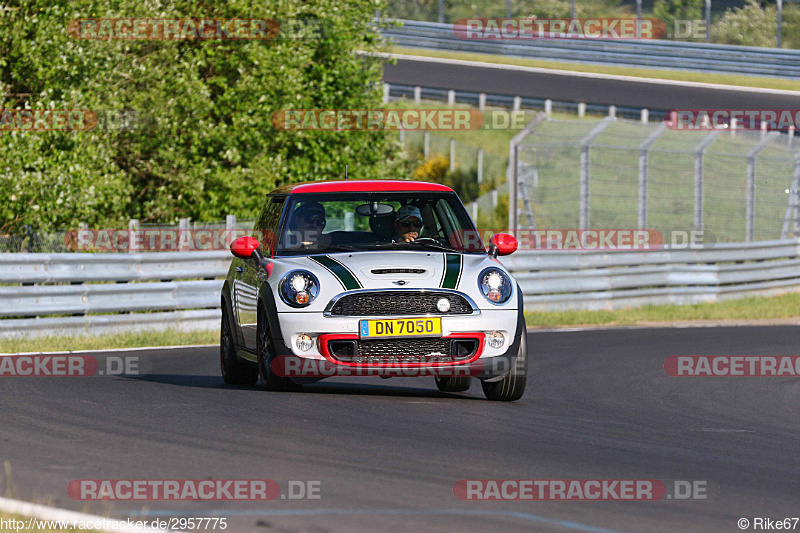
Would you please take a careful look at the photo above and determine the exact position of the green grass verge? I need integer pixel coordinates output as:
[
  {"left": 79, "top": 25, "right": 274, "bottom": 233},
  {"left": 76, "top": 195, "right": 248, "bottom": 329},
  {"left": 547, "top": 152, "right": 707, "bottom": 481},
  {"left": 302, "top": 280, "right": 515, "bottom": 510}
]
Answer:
[
  {"left": 525, "top": 290, "right": 800, "bottom": 327},
  {"left": 390, "top": 46, "right": 800, "bottom": 92},
  {"left": 0, "top": 328, "right": 217, "bottom": 354}
]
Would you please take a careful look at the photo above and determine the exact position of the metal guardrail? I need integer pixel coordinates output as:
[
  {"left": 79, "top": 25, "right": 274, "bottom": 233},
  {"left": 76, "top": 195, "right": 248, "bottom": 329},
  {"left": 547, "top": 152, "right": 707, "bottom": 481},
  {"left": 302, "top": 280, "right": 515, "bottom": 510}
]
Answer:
[
  {"left": 0, "top": 252, "right": 230, "bottom": 339},
  {"left": 504, "top": 238, "right": 800, "bottom": 310},
  {"left": 382, "top": 20, "right": 800, "bottom": 79},
  {"left": 3, "top": 240, "right": 800, "bottom": 338}
]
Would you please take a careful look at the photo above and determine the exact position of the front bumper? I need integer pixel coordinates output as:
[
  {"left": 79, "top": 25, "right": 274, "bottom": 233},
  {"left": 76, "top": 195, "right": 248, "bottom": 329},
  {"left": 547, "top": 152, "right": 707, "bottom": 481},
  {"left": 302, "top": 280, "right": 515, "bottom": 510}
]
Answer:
[{"left": 271, "top": 309, "right": 521, "bottom": 380}]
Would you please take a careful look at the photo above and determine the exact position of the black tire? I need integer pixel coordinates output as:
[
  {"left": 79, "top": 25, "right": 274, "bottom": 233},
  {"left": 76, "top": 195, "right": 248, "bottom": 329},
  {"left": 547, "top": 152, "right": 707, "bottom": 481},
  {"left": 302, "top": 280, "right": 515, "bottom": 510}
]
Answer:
[
  {"left": 481, "top": 331, "right": 527, "bottom": 402},
  {"left": 220, "top": 305, "right": 258, "bottom": 386},
  {"left": 257, "top": 305, "right": 301, "bottom": 392},
  {"left": 435, "top": 375, "right": 472, "bottom": 392}
]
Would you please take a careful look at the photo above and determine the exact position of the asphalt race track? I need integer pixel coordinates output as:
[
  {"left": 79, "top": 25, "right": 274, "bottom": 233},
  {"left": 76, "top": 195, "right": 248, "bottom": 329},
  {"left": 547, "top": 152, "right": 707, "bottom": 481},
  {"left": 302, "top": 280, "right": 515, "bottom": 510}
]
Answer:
[
  {"left": 2, "top": 326, "right": 799, "bottom": 532},
  {"left": 383, "top": 56, "right": 800, "bottom": 111}
]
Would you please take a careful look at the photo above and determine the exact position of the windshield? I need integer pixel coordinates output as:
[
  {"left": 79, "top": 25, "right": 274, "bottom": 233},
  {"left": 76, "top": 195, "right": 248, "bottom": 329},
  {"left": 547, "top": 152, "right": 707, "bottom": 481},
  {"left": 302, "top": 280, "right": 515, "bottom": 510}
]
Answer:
[{"left": 275, "top": 191, "right": 484, "bottom": 255}]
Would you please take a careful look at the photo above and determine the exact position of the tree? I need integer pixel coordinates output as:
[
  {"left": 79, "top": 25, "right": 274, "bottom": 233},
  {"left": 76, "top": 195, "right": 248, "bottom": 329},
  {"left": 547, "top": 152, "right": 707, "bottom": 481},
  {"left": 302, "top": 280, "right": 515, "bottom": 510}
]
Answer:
[{"left": 0, "top": 0, "right": 398, "bottom": 232}]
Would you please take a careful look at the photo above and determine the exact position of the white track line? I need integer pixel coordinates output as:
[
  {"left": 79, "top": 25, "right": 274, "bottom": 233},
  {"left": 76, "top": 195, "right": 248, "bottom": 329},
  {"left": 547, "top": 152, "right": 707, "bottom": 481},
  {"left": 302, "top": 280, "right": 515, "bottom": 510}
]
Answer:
[
  {"left": 374, "top": 51, "right": 800, "bottom": 96},
  {"left": 0, "top": 496, "right": 181, "bottom": 533},
  {"left": 0, "top": 344, "right": 216, "bottom": 357}
]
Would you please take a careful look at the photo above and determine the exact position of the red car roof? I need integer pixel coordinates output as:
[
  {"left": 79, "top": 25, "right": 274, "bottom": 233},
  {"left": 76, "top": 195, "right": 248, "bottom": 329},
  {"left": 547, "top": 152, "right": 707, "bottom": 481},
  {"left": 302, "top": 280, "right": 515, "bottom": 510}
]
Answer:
[{"left": 288, "top": 180, "right": 454, "bottom": 194}]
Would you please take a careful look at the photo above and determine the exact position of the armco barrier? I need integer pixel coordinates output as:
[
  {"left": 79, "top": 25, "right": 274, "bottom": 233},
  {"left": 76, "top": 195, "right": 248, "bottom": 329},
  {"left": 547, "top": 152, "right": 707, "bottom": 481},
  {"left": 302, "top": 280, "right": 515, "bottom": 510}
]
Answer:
[
  {"left": 381, "top": 20, "right": 800, "bottom": 79},
  {"left": 3, "top": 240, "right": 800, "bottom": 338},
  {"left": 0, "top": 251, "right": 230, "bottom": 339}
]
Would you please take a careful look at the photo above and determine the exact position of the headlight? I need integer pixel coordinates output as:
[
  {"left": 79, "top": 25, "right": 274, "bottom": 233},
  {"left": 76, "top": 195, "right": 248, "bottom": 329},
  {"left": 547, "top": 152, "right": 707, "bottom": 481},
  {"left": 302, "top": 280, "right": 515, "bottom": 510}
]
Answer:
[
  {"left": 280, "top": 270, "right": 320, "bottom": 307},
  {"left": 478, "top": 267, "right": 513, "bottom": 305}
]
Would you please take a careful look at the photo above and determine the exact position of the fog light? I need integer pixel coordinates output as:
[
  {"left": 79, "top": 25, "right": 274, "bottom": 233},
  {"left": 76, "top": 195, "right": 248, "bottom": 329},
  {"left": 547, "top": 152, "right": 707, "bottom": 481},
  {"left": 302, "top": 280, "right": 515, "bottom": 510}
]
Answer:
[
  {"left": 436, "top": 298, "right": 451, "bottom": 312},
  {"left": 487, "top": 331, "right": 504, "bottom": 349},
  {"left": 295, "top": 291, "right": 309, "bottom": 304},
  {"left": 296, "top": 334, "right": 313, "bottom": 352}
]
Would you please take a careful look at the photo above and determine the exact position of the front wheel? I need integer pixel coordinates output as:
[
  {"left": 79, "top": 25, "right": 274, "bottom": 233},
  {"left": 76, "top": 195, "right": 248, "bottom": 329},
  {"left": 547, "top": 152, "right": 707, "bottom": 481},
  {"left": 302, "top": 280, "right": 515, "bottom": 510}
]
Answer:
[
  {"left": 220, "top": 305, "right": 258, "bottom": 386},
  {"left": 481, "top": 331, "right": 527, "bottom": 402},
  {"left": 257, "top": 305, "right": 300, "bottom": 392}
]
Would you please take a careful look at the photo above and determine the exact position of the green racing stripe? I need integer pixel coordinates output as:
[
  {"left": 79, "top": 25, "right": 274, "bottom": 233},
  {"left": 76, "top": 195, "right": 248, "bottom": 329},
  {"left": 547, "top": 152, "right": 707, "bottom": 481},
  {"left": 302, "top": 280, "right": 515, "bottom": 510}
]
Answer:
[
  {"left": 309, "top": 255, "right": 362, "bottom": 290},
  {"left": 441, "top": 253, "right": 462, "bottom": 289}
]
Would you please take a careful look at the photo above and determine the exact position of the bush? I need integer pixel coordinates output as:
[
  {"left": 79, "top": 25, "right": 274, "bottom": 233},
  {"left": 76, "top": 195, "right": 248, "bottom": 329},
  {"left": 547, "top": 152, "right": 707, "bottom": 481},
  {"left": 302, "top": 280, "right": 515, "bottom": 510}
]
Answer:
[{"left": 711, "top": 0, "right": 777, "bottom": 47}]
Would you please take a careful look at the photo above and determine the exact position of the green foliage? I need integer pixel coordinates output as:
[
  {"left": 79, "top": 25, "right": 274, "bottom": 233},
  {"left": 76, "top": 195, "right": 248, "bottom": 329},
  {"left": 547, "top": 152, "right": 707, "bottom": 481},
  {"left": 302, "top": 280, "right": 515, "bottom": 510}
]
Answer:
[
  {"left": 652, "top": 0, "right": 703, "bottom": 39},
  {"left": 383, "top": 0, "right": 634, "bottom": 22},
  {"left": 0, "top": 0, "right": 397, "bottom": 232},
  {"left": 711, "top": 0, "right": 777, "bottom": 47},
  {"left": 411, "top": 153, "right": 482, "bottom": 203}
]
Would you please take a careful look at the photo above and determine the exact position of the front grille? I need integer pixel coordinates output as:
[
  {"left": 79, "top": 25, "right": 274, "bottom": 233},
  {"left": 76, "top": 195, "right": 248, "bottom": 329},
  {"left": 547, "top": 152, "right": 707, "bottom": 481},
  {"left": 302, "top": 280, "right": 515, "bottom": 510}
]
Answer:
[
  {"left": 328, "top": 291, "right": 473, "bottom": 316},
  {"left": 327, "top": 337, "right": 479, "bottom": 365}
]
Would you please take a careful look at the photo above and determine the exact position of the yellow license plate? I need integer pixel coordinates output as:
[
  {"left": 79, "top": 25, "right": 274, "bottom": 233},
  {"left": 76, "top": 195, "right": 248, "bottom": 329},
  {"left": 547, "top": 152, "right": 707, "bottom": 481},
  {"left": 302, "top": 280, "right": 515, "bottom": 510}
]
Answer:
[{"left": 359, "top": 317, "right": 442, "bottom": 339}]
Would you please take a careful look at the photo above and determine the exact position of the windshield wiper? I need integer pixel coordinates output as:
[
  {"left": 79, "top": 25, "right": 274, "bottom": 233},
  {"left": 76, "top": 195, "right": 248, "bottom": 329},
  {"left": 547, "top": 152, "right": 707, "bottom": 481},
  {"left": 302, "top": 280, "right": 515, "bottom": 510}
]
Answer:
[
  {"left": 406, "top": 240, "right": 460, "bottom": 252},
  {"left": 313, "top": 244, "right": 360, "bottom": 253}
]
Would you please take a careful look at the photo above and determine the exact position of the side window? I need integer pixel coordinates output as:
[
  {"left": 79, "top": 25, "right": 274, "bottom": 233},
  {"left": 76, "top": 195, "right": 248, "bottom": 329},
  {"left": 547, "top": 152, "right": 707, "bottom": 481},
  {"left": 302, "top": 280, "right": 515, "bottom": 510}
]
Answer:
[{"left": 254, "top": 197, "right": 285, "bottom": 254}]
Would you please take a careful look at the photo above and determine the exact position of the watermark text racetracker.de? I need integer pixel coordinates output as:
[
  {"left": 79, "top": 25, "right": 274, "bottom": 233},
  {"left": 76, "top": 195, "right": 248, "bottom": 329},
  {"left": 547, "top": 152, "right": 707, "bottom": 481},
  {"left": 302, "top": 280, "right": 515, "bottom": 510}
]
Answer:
[
  {"left": 68, "top": 479, "right": 321, "bottom": 501},
  {"left": 456, "top": 229, "right": 713, "bottom": 251},
  {"left": 0, "top": 355, "right": 140, "bottom": 377},
  {"left": 452, "top": 18, "right": 666, "bottom": 40},
  {"left": 271, "top": 109, "right": 529, "bottom": 131},
  {"left": 665, "top": 356, "right": 800, "bottom": 377},
  {"left": 665, "top": 109, "right": 800, "bottom": 131},
  {"left": 67, "top": 18, "right": 328, "bottom": 40},
  {"left": 0, "top": 517, "right": 228, "bottom": 532},
  {"left": 453, "top": 479, "right": 708, "bottom": 500}
]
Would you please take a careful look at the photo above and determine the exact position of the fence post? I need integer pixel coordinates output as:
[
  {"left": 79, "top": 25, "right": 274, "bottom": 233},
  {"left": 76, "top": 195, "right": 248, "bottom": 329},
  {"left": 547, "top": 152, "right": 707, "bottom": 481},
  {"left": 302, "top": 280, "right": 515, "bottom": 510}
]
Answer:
[
  {"left": 544, "top": 99, "right": 552, "bottom": 118},
  {"left": 414, "top": 86, "right": 421, "bottom": 104},
  {"left": 383, "top": 83, "right": 390, "bottom": 104},
  {"left": 449, "top": 139, "right": 456, "bottom": 172},
  {"left": 780, "top": 155, "right": 800, "bottom": 239},
  {"left": 399, "top": 129, "right": 405, "bottom": 145},
  {"left": 579, "top": 117, "right": 616, "bottom": 230},
  {"left": 128, "top": 219, "right": 139, "bottom": 253},
  {"left": 423, "top": 131, "right": 430, "bottom": 158},
  {"left": 608, "top": 105, "right": 616, "bottom": 118},
  {"left": 694, "top": 131, "right": 719, "bottom": 232},
  {"left": 789, "top": 126, "right": 795, "bottom": 149},
  {"left": 578, "top": 102, "right": 586, "bottom": 118},
  {"left": 477, "top": 148, "right": 483, "bottom": 184},
  {"left": 637, "top": 124, "right": 667, "bottom": 229},
  {"left": 641, "top": 108, "right": 649, "bottom": 123},
  {"left": 479, "top": 93, "right": 486, "bottom": 111},
  {"left": 513, "top": 96, "right": 521, "bottom": 112},
  {"left": 447, "top": 89, "right": 455, "bottom": 106},
  {"left": 508, "top": 113, "right": 548, "bottom": 233},
  {"left": 746, "top": 133, "right": 778, "bottom": 241},
  {"left": 179, "top": 217, "right": 190, "bottom": 252},
  {"left": 226, "top": 214, "right": 237, "bottom": 246}
]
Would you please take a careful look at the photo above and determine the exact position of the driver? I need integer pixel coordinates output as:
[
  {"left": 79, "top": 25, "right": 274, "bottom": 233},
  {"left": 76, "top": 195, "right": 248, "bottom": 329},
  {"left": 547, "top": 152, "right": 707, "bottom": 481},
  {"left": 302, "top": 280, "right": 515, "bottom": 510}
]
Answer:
[
  {"left": 287, "top": 202, "right": 326, "bottom": 247},
  {"left": 393, "top": 205, "right": 423, "bottom": 243}
]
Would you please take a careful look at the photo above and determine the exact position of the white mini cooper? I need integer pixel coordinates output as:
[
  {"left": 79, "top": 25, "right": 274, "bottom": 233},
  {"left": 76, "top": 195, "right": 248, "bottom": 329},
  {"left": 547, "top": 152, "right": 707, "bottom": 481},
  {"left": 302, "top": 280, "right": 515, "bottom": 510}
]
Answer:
[{"left": 220, "top": 180, "right": 527, "bottom": 401}]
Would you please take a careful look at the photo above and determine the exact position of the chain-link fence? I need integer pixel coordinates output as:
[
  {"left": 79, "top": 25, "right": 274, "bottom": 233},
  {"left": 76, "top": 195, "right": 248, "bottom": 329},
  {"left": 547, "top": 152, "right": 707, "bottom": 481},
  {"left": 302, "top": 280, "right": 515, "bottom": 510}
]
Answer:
[{"left": 514, "top": 117, "right": 800, "bottom": 243}]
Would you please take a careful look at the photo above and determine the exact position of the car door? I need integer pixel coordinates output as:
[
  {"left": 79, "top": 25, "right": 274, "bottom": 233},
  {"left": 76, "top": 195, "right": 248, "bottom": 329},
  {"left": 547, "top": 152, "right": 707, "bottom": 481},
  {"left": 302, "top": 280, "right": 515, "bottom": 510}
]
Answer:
[{"left": 235, "top": 196, "right": 285, "bottom": 351}]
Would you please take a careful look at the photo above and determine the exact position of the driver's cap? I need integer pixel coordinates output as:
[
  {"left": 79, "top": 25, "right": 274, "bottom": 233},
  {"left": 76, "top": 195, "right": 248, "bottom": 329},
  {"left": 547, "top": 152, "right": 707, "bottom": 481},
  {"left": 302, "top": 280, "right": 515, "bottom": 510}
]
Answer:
[{"left": 396, "top": 205, "right": 422, "bottom": 223}]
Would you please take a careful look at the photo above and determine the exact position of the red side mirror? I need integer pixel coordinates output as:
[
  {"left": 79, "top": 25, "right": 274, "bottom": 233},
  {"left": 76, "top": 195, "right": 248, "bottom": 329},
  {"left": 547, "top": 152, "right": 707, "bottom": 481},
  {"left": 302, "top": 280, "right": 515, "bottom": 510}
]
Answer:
[
  {"left": 489, "top": 233, "right": 518, "bottom": 257},
  {"left": 231, "top": 236, "right": 260, "bottom": 259}
]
